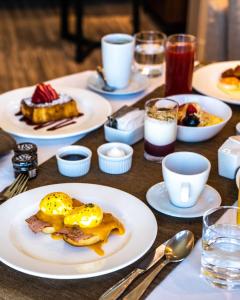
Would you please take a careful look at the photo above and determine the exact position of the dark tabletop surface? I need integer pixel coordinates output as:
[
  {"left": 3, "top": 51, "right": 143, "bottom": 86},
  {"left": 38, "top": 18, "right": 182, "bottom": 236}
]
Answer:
[{"left": 1, "top": 86, "right": 240, "bottom": 300}]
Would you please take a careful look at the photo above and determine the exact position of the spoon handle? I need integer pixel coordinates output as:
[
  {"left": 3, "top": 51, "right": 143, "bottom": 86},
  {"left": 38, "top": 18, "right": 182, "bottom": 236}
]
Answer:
[
  {"left": 123, "top": 259, "right": 169, "bottom": 300},
  {"left": 99, "top": 268, "right": 143, "bottom": 300}
]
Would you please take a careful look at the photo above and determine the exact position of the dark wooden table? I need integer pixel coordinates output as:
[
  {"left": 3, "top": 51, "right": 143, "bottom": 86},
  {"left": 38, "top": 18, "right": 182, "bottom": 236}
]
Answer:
[{"left": 1, "top": 86, "right": 239, "bottom": 300}]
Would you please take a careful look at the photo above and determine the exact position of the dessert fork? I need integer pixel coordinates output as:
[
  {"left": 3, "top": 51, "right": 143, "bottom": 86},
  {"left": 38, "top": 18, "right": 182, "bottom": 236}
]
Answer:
[{"left": 0, "top": 174, "right": 29, "bottom": 202}]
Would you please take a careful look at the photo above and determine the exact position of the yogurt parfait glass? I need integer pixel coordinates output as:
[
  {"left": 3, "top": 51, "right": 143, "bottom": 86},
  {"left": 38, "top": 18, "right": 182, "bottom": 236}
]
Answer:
[{"left": 144, "top": 98, "right": 178, "bottom": 162}]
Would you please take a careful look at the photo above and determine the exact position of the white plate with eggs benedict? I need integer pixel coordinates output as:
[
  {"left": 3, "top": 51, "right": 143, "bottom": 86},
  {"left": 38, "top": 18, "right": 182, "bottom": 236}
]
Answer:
[
  {"left": 193, "top": 61, "right": 240, "bottom": 104},
  {"left": 0, "top": 183, "right": 157, "bottom": 279}
]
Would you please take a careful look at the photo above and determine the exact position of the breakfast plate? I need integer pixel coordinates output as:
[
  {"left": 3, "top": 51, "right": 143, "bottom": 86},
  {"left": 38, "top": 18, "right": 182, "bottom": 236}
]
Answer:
[
  {"left": 146, "top": 182, "right": 221, "bottom": 218},
  {"left": 193, "top": 61, "right": 240, "bottom": 105},
  {"left": 87, "top": 72, "right": 149, "bottom": 96},
  {"left": 0, "top": 183, "right": 157, "bottom": 279},
  {"left": 0, "top": 86, "right": 112, "bottom": 139}
]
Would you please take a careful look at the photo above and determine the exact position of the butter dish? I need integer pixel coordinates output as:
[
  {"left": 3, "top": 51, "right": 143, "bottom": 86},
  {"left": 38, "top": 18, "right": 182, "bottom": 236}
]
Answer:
[{"left": 97, "top": 142, "right": 133, "bottom": 174}]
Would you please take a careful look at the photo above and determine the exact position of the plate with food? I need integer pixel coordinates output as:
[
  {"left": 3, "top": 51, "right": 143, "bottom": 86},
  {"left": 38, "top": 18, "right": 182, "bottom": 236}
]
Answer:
[
  {"left": 0, "top": 83, "right": 112, "bottom": 139},
  {"left": 170, "top": 94, "right": 232, "bottom": 142},
  {"left": 0, "top": 183, "right": 157, "bottom": 279},
  {"left": 193, "top": 61, "right": 240, "bottom": 104}
]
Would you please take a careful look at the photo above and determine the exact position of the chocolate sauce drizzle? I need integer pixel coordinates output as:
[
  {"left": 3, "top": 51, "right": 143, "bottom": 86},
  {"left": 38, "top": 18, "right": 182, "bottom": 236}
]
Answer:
[{"left": 15, "top": 111, "right": 83, "bottom": 131}]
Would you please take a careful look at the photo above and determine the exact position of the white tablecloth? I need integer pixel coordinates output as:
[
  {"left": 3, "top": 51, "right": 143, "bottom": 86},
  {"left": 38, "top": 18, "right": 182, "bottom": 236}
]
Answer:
[{"left": 0, "top": 71, "right": 239, "bottom": 299}]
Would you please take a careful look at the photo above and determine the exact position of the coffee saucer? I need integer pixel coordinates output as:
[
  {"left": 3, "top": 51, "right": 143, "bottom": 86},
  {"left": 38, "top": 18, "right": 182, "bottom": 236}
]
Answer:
[
  {"left": 87, "top": 72, "right": 149, "bottom": 96},
  {"left": 146, "top": 182, "right": 221, "bottom": 218}
]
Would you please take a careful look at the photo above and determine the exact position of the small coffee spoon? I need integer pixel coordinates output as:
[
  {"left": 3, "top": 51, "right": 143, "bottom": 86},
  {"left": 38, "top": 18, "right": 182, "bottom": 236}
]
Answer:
[
  {"left": 123, "top": 230, "right": 194, "bottom": 300},
  {"left": 96, "top": 66, "right": 116, "bottom": 92}
]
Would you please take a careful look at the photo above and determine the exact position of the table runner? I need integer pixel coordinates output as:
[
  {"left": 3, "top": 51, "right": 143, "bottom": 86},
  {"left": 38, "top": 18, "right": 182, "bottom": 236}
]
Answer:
[
  {"left": 1, "top": 74, "right": 240, "bottom": 300},
  {"left": 0, "top": 71, "right": 162, "bottom": 190}
]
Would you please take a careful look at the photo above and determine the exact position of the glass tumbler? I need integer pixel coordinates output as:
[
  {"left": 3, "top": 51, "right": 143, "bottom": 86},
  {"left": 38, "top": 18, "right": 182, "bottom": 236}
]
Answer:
[
  {"left": 165, "top": 34, "right": 196, "bottom": 96},
  {"left": 134, "top": 31, "right": 166, "bottom": 77},
  {"left": 144, "top": 98, "right": 178, "bottom": 163},
  {"left": 201, "top": 206, "right": 240, "bottom": 289}
]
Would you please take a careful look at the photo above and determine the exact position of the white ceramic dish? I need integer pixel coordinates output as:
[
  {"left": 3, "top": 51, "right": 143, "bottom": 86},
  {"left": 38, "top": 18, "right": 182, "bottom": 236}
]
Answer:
[
  {"left": 170, "top": 94, "right": 232, "bottom": 142},
  {"left": 0, "top": 183, "right": 157, "bottom": 279},
  {"left": 104, "top": 122, "right": 144, "bottom": 145},
  {"left": 56, "top": 145, "right": 92, "bottom": 177},
  {"left": 146, "top": 182, "right": 221, "bottom": 218},
  {"left": 0, "top": 86, "right": 112, "bottom": 139},
  {"left": 193, "top": 61, "right": 240, "bottom": 105},
  {"left": 87, "top": 72, "right": 149, "bottom": 96},
  {"left": 97, "top": 142, "right": 133, "bottom": 174}
]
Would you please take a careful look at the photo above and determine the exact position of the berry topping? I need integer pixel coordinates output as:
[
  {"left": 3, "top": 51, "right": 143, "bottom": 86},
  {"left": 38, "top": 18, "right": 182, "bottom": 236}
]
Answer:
[
  {"left": 182, "top": 114, "right": 200, "bottom": 127},
  {"left": 186, "top": 103, "right": 197, "bottom": 115},
  {"left": 32, "top": 83, "right": 59, "bottom": 104}
]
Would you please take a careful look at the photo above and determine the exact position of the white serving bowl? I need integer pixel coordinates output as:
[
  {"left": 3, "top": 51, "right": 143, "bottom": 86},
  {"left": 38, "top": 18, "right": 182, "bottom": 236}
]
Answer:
[{"left": 170, "top": 94, "right": 232, "bottom": 142}]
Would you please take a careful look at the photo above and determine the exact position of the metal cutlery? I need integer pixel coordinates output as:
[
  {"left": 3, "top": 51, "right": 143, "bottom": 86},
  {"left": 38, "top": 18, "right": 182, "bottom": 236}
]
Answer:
[
  {"left": 99, "top": 241, "right": 167, "bottom": 300},
  {"left": 0, "top": 173, "right": 29, "bottom": 202},
  {"left": 96, "top": 66, "right": 116, "bottom": 92},
  {"left": 123, "top": 230, "right": 194, "bottom": 300}
]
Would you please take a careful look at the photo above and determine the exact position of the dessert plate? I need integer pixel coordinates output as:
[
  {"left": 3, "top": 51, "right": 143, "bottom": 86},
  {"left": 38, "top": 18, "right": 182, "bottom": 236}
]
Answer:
[
  {"left": 87, "top": 72, "right": 149, "bottom": 96},
  {"left": 146, "top": 182, "right": 221, "bottom": 218},
  {"left": 0, "top": 86, "right": 112, "bottom": 139},
  {"left": 0, "top": 183, "right": 157, "bottom": 279},
  {"left": 193, "top": 61, "right": 240, "bottom": 105}
]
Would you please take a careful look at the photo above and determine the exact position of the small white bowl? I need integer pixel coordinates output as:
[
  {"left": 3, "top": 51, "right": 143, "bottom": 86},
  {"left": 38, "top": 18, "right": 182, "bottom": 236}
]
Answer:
[
  {"left": 97, "top": 142, "right": 133, "bottom": 174},
  {"left": 104, "top": 122, "right": 144, "bottom": 145},
  {"left": 56, "top": 145, "right": 92, "bottom": 177},
  {"left": 170, "top": 94, "right": 232, "bottom": 142}
]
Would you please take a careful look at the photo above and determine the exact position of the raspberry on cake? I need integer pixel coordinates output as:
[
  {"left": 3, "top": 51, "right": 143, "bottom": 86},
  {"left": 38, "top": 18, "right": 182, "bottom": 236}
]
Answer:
[{"left": 20, "top": 83, "right": 80, "bottom": 124}]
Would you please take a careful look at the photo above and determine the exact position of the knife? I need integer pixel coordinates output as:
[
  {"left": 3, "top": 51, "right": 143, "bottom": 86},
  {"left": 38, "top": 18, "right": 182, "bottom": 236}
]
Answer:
[{"left": 99, "top": 241, "right": 167, "bottom": 300}]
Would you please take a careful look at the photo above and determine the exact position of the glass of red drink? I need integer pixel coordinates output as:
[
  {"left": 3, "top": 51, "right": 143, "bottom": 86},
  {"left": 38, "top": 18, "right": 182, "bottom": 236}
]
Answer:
[
  {"left": 165, "top": 34, "right": 196, "bottom": 97},
  {"left": 144, "top": 98, "right": 178, "bottom": 163}
]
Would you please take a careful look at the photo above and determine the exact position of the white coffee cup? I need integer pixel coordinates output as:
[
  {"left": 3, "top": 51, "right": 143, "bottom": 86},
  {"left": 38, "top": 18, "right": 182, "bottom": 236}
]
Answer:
[
  {"left": 101, "top": 33, "right": 134, "bottom": 89},
  {"left": 162, "top": 152, "right": 211, "bottom": 208}
]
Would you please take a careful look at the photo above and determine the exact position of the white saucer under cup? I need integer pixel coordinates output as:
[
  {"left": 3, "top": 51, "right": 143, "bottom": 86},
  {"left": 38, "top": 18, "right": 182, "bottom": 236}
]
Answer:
[
  {"left": 146, "top": 182, "right": 221, "bottom": 218},
  {"left": 87, "top": 72, "right": 149, "bottom": 96}
]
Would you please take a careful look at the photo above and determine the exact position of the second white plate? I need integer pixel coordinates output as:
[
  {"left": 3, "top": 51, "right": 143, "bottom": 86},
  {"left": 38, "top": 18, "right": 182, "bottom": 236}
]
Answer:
[
  {"left": 0, "top": 86, "right": 112, "bottom": 139},
  {"left": 0, "top": 183, "right": 157, "bottom": 279},
  {"left": 193, "top": 61, "right": 240, "bottom": 105}
]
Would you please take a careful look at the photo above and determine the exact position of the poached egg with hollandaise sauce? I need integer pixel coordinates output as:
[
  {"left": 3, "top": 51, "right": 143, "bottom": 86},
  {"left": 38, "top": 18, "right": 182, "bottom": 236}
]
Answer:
[{"left": 25, "top": 192, "right": 125, "bottom": 255}]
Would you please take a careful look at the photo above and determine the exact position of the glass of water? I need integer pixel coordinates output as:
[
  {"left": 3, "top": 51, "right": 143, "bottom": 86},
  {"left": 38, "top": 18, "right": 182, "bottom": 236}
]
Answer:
[
  {"left": 134, "top": 31, "right": 166, "bottom": 77},
  {"left": 201, "top": 206, "right": 240, "bottom": 289}
]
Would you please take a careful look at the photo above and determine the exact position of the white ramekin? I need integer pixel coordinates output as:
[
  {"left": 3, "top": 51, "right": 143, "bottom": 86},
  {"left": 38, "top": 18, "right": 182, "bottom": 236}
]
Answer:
[
  {"left": 56, "top": 145, "right": 92, "bottom": 177},
  {"left": 97, "top": 142, "right": 133, "bottom": 174}
]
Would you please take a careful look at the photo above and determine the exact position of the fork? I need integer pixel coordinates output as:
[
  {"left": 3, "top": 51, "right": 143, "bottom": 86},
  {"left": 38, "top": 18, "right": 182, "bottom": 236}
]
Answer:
[{"left": 0, "top": 174, "right": 29, "bottom": 202}]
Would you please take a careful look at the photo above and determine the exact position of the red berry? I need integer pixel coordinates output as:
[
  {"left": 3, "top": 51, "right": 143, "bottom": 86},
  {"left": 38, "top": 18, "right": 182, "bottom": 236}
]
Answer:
[{"left": 186, "top": 104, "right": 197, "bottom": 115}]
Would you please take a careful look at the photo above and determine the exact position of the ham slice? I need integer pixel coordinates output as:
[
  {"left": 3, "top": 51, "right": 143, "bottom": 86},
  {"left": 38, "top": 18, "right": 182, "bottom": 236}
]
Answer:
[
  {"left": 25, "top": 215, "right": 50, "bottom": 233},
  {"left": 55, "top": 227, "right": 92, "bottom": 241}
]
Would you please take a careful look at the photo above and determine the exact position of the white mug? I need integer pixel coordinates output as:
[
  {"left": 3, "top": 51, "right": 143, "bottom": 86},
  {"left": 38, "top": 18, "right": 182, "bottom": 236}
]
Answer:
[
  {"left": 162, "top": 152, "right": 211, "bottom": 208},
  {"left": 101, "top": 33, "right": 134, "bottom": 89}
]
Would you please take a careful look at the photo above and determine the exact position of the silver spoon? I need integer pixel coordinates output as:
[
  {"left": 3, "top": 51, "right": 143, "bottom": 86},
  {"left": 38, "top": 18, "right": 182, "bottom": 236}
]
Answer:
[
  {"left": 123, "top": 230, "right": 194, "bottom": 300},
  {"left": 96, "top": 66, "right": 116, "bottom": 92}
]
